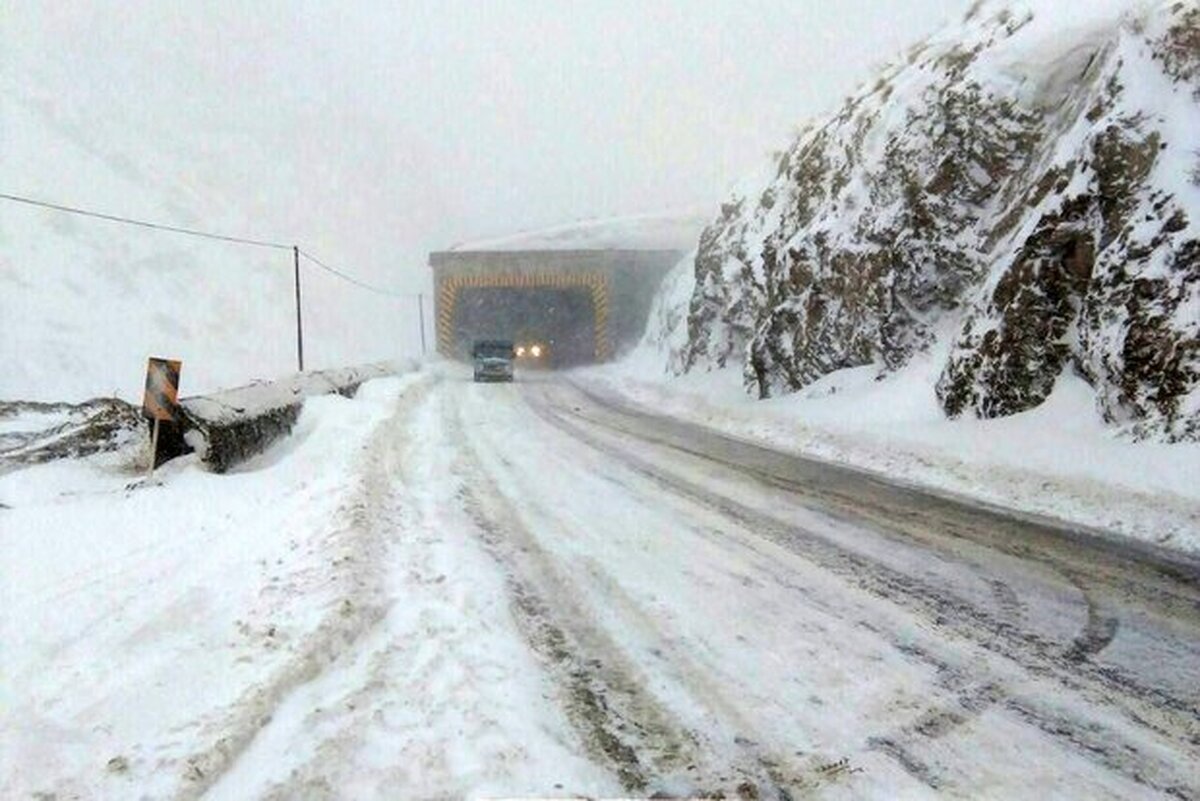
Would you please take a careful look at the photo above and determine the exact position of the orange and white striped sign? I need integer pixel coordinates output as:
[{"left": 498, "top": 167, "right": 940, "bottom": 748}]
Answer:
[{"left": 142, "top": 357, "right": 182, "bottom": 421}]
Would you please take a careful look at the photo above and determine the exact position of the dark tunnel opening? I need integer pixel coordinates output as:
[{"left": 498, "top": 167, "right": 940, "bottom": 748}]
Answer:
[{"left": 453, "top": 286, "right": 598, "bottom": 367}]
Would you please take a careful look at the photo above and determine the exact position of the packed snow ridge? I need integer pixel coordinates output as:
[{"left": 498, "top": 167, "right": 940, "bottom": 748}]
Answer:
[{"left": 650, "top": 0, "right": 1200, "bottom": 442}]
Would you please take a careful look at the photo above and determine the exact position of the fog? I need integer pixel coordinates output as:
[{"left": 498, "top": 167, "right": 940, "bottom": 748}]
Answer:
[{"left": 5, "top": 1, "right": 968, "bottom": 296}]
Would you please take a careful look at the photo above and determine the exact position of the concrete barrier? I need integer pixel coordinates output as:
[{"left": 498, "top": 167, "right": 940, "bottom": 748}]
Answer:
[
  {"left": 178, "top": 362, "right": 408, "bottom": 473},
  {"left": 0, "top": 363, "right": 411, "bottom": 475}
]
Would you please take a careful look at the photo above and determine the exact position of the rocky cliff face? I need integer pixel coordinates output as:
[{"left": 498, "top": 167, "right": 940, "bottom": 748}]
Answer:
[{"left": 667, "top": 0, "right": 1200, "bottom": 440}]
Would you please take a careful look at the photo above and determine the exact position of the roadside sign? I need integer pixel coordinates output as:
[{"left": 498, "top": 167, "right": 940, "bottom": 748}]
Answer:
[
  {"left": 142, "top": 357, "right": 182, "bottom": 422},
  {"left": 142, "top": 357, "right": 181, "bottom": 478}
]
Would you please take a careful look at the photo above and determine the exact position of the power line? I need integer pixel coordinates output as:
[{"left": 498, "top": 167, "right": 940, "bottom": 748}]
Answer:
[
  {"left": 0, "top": 190, "right": 413, "bottom": 297},
  {"left": 298, "top": 248, "right": 414, "bottom": 298},
  {"left": 2, "top": 189, "right": 427, "bottom": 372},
  {"left": 0, "top": 191, "right": 291, "bottom": 250}
]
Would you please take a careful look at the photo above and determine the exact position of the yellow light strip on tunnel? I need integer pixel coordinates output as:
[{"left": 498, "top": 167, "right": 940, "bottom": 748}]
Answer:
[{"left": 435, "top": 272, "right": 611, "bottom": 361}]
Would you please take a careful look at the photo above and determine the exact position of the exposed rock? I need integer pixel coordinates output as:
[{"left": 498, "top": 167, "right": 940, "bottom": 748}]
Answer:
[
  {"left": 939, "top": 197, "right": 1098, "bottom": 418},
  {"left": 0, "top": 398, "right": 145, "bottom": 472},
  {"left": 944, "top": 4, "right": 1200, "bottom": 439},
  {"left": 666, "top": 0, "right": 1200, "bottom": 440}
]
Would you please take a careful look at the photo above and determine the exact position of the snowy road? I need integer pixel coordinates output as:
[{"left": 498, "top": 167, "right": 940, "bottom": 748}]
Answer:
[
  {"left": 438, "top": 371, "right": 1200, "bottom": 799},
  {"left": 5, "top": 367, "right": 1199, "bottom": 799},
  {"left": 508, "top": 375, "right": 1200, "bottom": 795}
]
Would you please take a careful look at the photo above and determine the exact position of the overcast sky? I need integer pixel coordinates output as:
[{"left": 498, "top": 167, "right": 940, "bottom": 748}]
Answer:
[{"left": 6, "top": 1, "right": 969, "bottom": 291}]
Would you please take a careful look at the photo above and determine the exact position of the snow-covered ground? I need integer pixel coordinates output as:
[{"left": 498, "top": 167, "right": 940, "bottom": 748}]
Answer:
[
  {"left": 579, "top": 345, "right": 1200, "bottom": 555},
  {"left": 2, "top": 370, "right": 608, "bottom": 798},
  {"left": 0, "top": 74, "right": 425, "bottom": 404},
  {"left": 4, "top": 365, "right": 1197, "bottom": 799}
]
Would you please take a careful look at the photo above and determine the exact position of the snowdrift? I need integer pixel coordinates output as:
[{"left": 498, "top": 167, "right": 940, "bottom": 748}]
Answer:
[{"left": 179, "top": 362, "right": 409, "bottom": 472}]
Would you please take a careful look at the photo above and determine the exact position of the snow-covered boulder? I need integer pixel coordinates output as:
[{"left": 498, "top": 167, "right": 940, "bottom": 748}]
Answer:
[{"left": 667, "top": 0, "right": 1200, "bottom": 440}]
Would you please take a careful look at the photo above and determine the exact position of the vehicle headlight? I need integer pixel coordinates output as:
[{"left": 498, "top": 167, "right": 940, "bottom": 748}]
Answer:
[
  {"left": 530, "top": 345, "right": 542, "bottom": 358},
  {"left": 515, "top": 346, "right": 526, "bottom": 357}
]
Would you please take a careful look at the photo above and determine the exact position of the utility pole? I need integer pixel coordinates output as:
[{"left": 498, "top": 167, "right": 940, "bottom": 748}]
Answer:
[
  {"left": 293, "top": 245, "right": 305, "bottom": 372},
  {"left": 418, "top": 293, "right": 427, "bottom": 356}
]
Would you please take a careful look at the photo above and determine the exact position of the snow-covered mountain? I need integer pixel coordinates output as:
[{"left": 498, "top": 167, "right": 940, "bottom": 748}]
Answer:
[
  {"left": 650, "top": 0, "right": 1199, "bottom": 441},
  {"left": 0, "top": 78, "right": 284, "bottom": 401},
  {"left": 0, "top": 75, "right": 423, "bottom": 403}
]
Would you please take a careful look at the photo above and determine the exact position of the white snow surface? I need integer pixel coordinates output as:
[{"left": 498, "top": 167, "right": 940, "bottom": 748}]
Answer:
[
  {"left": 582, "top": 343, "right": 1200, "bottom": 554},
  {"left": 0, "top": 370, "right": 611, "bottom": 799},
  {"left": 451, "top": 209, "right": 709, "bottom": 252},
  {"left": 3, "top": 364, "right": 1196, "bottom": 798},
  {"left": 0, "top": 74, "right": 425, "bottom": 405},
  {"left": 180, "top": 362, "right": 408, "bottom": 424}
]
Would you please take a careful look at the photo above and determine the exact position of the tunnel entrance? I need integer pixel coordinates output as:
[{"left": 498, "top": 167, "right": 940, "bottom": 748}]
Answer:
[
  {"left": 436, "top": 271, "right": 612, "bottom": 366},
  {"left": 453, "top": 286, "right": 597, "bottom": 367},
  {"left": 431, "top": 251, "right": 682, "bottom": 366}
]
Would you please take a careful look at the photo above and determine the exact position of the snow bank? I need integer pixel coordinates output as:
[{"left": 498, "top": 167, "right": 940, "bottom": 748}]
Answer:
[
  {"left": 0, "top": 375, "right": 418, "bottom": 798},
  {"left": 180, "top": 361, "right": 414, "bottom": 472},
  {"left": 580, "top": 350, "right": 1200, "bottom": 554}
]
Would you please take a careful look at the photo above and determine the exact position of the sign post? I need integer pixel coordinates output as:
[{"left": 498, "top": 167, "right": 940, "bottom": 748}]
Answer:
[
  {"left": 142, "top": 357, "right": 182, "bottom": 477},
  {"left": 294, "top": 245, "right": 305, "bottom": 372},
  {"left": 418, "top": 293, "right": 427, "bottom": 355}
]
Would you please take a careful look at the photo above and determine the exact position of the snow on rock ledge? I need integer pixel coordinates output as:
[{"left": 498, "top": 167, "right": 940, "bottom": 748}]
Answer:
[{"left": 666, "top": 0, "right": 1199, "bottom": 441}]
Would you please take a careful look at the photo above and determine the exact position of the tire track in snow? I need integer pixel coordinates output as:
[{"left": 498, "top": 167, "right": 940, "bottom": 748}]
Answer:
[
  {"left": 448, "top": 387, "right": 801, "bottom": 799},
  {"left": 536, "top": 386, "right": 1199, "bottom": 719},
  {"left": 570, "top": 555, "right": 859, "bottom": 798},
  {"left": 525, "top": 388, "right": 1200, "bottom": 799},
  {"left": 212, "top": 373, "right": 628, "bottom": 798},
  {"left": 511, "top": 408, "right": 1005, "bottom": 795},
  {"left": 170, "top": 376, "right": 433, "bottom": 800},
  {"left": 556, "top": 383, "right": 1058, "bottom": 640},
  {"left": 566, "top": 379, "right": 1200, "bottom": 623},
  {"left": 1062, "top": 571, "right": 1120, "bottom": 662}
]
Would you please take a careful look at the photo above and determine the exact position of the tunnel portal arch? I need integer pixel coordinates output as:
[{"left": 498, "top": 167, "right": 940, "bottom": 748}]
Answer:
[
  {"left": 429, "top": 249, "right": 682, "bottom": 367},
  {"left": 436, "top": 271, "right": 610, "bottom": 362}
]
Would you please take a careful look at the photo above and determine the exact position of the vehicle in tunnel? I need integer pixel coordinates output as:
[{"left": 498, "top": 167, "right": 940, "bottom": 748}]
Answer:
[
  {"left": 471, "top": 340, "right": 515, "bottom": 383},
  {"left": 515, "top": 337, "right": 550, "bottom": 368},
  {"left": 453, "top": 286, "right": 597, "bottom": 368},
  {"left": 430, "top": 246, "right": 685, "bottom": 368}
]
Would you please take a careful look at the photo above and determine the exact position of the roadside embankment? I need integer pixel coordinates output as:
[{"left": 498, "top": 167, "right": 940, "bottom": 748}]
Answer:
[{"left": 0, "top": 361, "right": 418, "bottom": 475}]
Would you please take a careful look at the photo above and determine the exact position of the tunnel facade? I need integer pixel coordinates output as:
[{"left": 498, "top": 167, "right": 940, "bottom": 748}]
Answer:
[{"left": 429, "top": 249, "right": 681, "bottom": 365}]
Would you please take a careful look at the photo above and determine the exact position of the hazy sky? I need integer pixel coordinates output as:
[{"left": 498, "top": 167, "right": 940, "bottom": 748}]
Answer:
[{"left": 6, "top": 1, "right": 969, "bottom": 291}]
